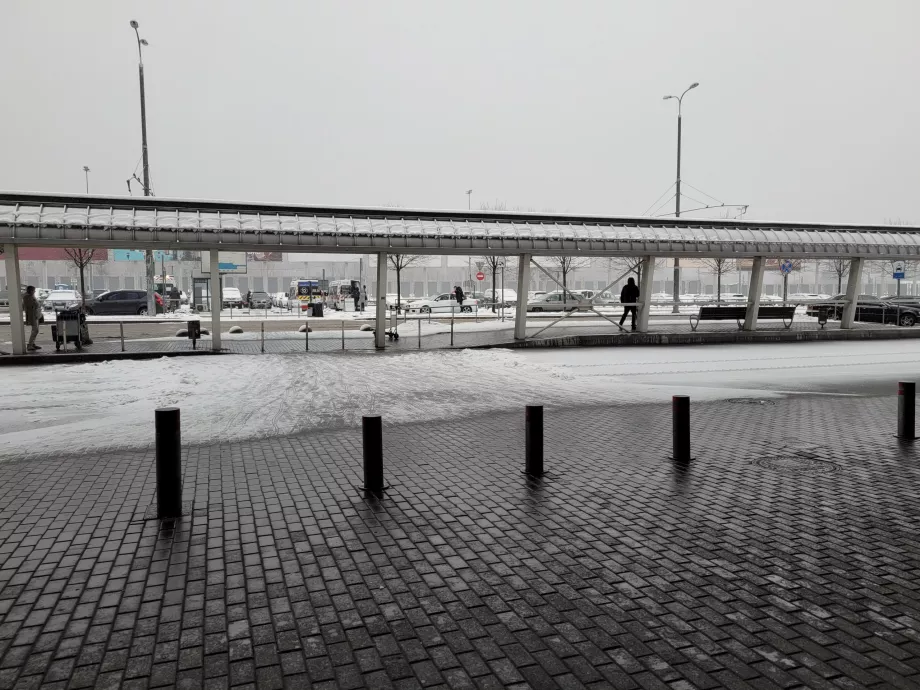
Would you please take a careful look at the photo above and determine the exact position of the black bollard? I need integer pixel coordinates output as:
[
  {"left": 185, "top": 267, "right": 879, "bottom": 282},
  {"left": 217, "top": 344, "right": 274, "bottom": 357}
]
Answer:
[
  {"left": 525, "top": 405, "right": 544, "bottom": 477},
  {"left": 898, "top": 382, "right": 916, "bottom": 440},
  {"left": 363, "top": 415, "right": 384, "bottom": 493},
  {"left": 672, "top": 395, "right": 692, "bottom": 461},
  {"left": 155, "top": 407, "right": 182, "bottom": 518}
]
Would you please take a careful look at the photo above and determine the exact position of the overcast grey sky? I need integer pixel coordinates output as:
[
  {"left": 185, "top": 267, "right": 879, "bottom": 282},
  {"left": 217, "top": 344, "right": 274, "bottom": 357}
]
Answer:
[{"left": 2, "top": 1, "right": 918, "bottom": 224}]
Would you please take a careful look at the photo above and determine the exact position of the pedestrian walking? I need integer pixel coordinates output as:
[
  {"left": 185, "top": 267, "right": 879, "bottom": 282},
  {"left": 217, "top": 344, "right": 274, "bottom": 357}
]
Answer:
[
  {"left": 352, "top": 284, "right": 360, "bottom": 311},
  {"left": 619, "top": 277, "right": 640, "bottom": 332},
  {"left": 22, "top": 285, "right": 41, "bottom": 351},
  {"left": 245, "top": 290, "right": 252, "bottom": 308},
  {"left": 359, "top": 285, "right": 368, "bottom": 312},
  {"left": 454, "top": 285, "right": 465, "bottom": 306}
]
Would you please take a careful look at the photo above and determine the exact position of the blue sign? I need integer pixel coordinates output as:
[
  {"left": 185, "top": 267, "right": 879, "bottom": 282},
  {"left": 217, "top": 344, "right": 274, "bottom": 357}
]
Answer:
[
  {"left": 894, "top": 265, "right": 905, "bottom": 280},
  {"left": 779, "top": 260, "right": 794, "bottom": 275},
  {"left": 113, "top": 250, "right": 176, "bottom": 262}
]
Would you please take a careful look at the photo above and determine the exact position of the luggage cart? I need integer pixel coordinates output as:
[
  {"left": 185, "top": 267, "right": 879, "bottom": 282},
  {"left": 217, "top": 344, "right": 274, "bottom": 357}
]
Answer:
[{"left": 51, "top": 309, "right": 91, "bottom": 351}]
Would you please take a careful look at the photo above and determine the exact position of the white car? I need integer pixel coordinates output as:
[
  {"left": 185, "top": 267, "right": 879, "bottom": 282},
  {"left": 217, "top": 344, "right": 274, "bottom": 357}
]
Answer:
[
  {"left": 222, "top": 287, "right": 243, "bottom": 308},
  {"left": 272, "top": 292, "right": 289, "bottom": 308},
  {"left": 407, "top": 293, "right": 478, "bottom": 314},
  {"left": 43, "top": 290, "right": 82, "bottom": 312},
  {"left": 527, "top": 291, "right": 546, "bottom": 301}
]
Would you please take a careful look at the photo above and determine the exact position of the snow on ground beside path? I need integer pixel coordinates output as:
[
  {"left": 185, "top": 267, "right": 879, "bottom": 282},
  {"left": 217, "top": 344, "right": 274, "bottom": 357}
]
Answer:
[{"left": 3, "top": 339, "right": 918, "bottom": 461}]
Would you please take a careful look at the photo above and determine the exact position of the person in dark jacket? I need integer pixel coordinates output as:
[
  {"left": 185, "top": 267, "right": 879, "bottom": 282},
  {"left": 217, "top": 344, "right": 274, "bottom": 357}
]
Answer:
[
  {"left": 454, "top": 286, "right": 465, "bottom": 306},
  {"left": 352, "top": 284, "right": 360, "bottom": 311},
  {"left": 619, "top": 277, "right": 640, "bottom": 331}
]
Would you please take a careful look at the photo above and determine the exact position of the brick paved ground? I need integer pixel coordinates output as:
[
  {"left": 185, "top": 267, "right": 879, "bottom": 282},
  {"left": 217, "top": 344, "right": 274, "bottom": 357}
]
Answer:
[{"left": 1, "top": 393, "right": 920, "bottom": 689}]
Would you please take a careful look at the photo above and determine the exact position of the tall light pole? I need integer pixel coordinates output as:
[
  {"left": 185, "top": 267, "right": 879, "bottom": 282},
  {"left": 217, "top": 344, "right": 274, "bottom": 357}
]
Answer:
[
  {"left": 130, "top": 20, "right": 156, "bottom": 317},
  {"left": 466, "top": 189, "right": 473, "bottom": 291},
  {"left": 663, "top": 82, "right": 699, "bottom": 313},
  {"left": 82, "top": 166, "right": 90, "bottom": 194}
]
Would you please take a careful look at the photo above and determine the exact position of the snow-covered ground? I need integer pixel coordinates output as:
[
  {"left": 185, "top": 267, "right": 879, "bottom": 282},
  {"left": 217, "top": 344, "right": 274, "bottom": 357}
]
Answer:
[{"left": 1, "top": 340, "right": 916, "bottom": 461}]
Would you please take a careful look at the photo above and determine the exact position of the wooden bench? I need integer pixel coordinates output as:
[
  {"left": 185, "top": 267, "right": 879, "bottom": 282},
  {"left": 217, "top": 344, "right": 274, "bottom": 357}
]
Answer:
[{"left": 689, "top": 305, "right": 796, "bottom": 331}]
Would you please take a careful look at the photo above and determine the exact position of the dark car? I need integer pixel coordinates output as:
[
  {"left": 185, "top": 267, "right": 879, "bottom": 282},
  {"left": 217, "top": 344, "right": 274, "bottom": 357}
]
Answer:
[
  {"left": 84, "top": 290, "right": 164, "bottom": 316},
  {"left": 249, "top": 291, "right": 272, "bottom": 309},
  {"left": 808, "top": 294, "right": 919, "bottom": 326}
]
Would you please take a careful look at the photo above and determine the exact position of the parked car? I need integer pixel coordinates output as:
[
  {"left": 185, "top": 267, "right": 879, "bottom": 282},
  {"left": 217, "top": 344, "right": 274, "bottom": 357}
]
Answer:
[
  {"left": 222, "top": 287, "right": 244, "bottom": 308},
  {"left": 272, "top": 292, "right": 289, "bottom": 308},
  {"left": 84, "top": 290, "right": 164, "bottom": 316},
  {"left": 807, "top": 294, "right": 919, "bottom": 326},
  {"left": 407, "top": 293, "right": 478, "bottom": 314},
  {"left": 573, "top": 289, "right": 616, "bottom": 305},
  {"left": 43, "top": 289, "right": 83, "bottom": 313},
  {"left": 881, "top": 295, "right": 920, "bottom": 308},
  {"left": 527, "top": 291, "right": 547, "bottom": 301},
  {"left": 249, "top": 291, "right": 272, "bottom": 309},
  {"left": 526, "top": 291, "right": 587, "bottom": 312}
]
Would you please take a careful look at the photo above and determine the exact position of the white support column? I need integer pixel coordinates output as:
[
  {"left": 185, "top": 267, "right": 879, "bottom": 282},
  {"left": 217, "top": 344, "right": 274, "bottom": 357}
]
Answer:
[
  {"left": 840, "top": 257, "right": 864, "bottom": 329},
  {"left": 743, "top": 256, "right": 766, "bottom": 331},
  {"left": 514, "top": 254, "right": 531, "bottom": 339},
  {"left": 3, "top": 245, "right": 25, "bottom": 355},
  {"left": 637, "top": 256, "right": 656, "bottom": 333},
  {"left": 375, "top": 252, "right": 388, "bottom": 349},
  {"left": 209, "top": 249, "right": 222, "bottom": 351}
]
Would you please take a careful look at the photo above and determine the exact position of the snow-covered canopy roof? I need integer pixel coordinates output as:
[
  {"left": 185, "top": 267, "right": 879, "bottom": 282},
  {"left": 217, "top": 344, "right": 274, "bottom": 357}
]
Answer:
[{"left": 1, "top": 192, "right": 919, "bottom": 259}]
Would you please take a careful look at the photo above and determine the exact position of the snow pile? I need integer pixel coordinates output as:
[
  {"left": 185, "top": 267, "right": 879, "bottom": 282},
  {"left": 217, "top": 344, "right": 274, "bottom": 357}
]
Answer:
[{"left": 1, "top": 339, "right": 914, "bottom": 461}]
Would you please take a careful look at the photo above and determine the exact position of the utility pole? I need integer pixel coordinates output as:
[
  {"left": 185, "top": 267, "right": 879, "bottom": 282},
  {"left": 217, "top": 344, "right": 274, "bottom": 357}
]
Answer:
[
  {"left": 83, "top": 166, "right": 90, "bottom": 194},
  {"left": 131, "top": 20, "right": 156, "bottom": 317},
  {"left": 466, "top": 189, "right": 473, "bottom": 293},
  {"left": 663, "top": 82, "right": 699, "bottom": 314}
]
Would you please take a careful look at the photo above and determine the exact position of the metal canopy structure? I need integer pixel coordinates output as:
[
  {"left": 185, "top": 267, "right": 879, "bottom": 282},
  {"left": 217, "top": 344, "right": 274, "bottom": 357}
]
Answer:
[{"left": 1, "top": 191, "right": 920, "bottom": 259}]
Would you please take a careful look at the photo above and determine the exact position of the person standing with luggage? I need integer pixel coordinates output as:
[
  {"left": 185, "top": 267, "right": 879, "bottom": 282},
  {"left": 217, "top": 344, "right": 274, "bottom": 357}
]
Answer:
[
  {"left": 359, "top": 285, "right": 368, "bottom": 312},
  {"left": 22, "top": 285, "right": 42, "bottom": 351},
  {"left": 619, "top": 277, "right": 640, "bottom": 332}
]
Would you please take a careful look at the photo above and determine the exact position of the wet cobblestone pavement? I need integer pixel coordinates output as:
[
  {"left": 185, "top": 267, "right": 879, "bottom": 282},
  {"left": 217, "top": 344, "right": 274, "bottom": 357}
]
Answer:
[{"left": 1, "top": 395, "right": 920, "bottom": 688}]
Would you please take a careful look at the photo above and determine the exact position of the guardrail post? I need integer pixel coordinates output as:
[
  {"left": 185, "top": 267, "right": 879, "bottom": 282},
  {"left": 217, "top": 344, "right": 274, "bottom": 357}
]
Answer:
[
  {"left": 525, "top": 405, "right": 544, "bottom": 477},
  {"left": 451, "top": 307, "right": 455, "bottom": 346},
  {"left": 898, "top": 381, "right": 916, "bottom": 440},
  {"left": 418, "top": 318, "right": 421, "bottom": 349},
  {"left": 261, "top": 322, "right": 265, "bottom": 353},
  {"left": 120, "top": 322, "right": 125, "bottom": 352},
  {"left": 341, "top": 319, "right": 345, "bottom": 351},
  {"left": 155, "top": 407, "right": 182, "bottom": 518},
  {"left": 362, "top": 415, "right": 384, "bottom": 494},
  {"left": 672, "top": 395, "right": 692, "bottom": 461},
  {"left": 305, "top": 322, "right": 309, "bottom": 351}
]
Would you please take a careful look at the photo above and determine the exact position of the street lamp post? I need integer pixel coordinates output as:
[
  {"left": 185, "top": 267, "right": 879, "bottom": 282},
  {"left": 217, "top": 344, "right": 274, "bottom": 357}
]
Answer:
[
  {"left": 83, "top": 166, "right": 90, "bottom": 194},
  {"left": 663, "top": 82, "right": 699, "bottom": 314},
  {"left": 466, "top": 189, "right": 473, "bottom": 292},
  {"left": 130, "top": 20, "right": 156, "bottom": 317}
]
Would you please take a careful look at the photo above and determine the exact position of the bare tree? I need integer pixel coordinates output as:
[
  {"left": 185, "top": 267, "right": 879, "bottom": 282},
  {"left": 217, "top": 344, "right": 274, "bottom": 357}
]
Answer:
[
  {"left": 387, "top": 254, "right": 429, "bottom": 312},
  {"left": 63, "top": 249, "right": 101, "bottom": 307},
  {"left": 536, "top": 256, "right": 591, "bottom": 310},
  {"left": 821, "top": 258, "right": 850, "bottom": 294},
  {"left": 700, "top": 258, "right": 735, "bottom": 303}
]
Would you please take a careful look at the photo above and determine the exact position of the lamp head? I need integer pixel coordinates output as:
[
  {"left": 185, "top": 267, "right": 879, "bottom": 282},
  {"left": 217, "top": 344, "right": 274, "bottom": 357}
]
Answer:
[
  {"left": 663, "top": 95, "right": 674, "bottom": 100},
  {"left": 130, "top": 20, "right": 139, "bottom": 29},
  {"left": 83, "top": 166, "right": 90, "bottom": 173},
  {"left": 689, "top": 82, "right": 699, "bottom": 89},
  {"left": 140, "top": 39, "right": 148, "bottom": 46}
]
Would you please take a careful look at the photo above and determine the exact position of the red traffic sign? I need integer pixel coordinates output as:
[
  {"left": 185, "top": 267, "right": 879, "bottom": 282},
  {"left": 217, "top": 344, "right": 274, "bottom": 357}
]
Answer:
[{"left": 476, "top": 271, "right": 485, "bottom": 281}]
